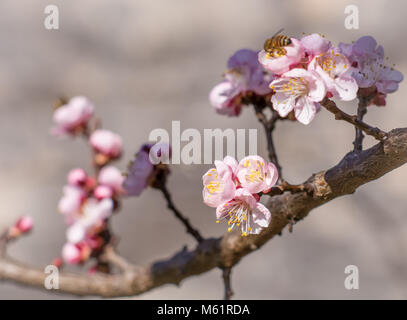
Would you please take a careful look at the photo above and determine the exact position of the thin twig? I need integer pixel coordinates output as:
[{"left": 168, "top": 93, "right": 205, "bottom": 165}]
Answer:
[
  {"left": 159, "top": 184, "right": 204, "bottom": 243},
  {"left": 1, "top": 127, "right": 407, "bottom": 297},
  {"left": 354, "top": 98, "right": 368, "bottom": 151},
  {"left": 321, "top": 97, "right": 388, "bottom": 141},
  {"left": 101, "top": 246, "right": 132, "bottom": 273},
  {"left": 354, "top": 91, "right": 376, "bottom": 151},
  {"left": 0, "top": 230, "right": 9, "bottom": 257},
  {"left": 253, "top": 104, "right": 283, "bottom": 180},
  {"left": 221, "top": 267, "right": 234, "bottom": 300}
]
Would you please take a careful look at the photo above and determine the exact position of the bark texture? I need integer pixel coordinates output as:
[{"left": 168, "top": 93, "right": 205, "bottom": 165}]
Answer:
[{"left": 1, "top": 128, "right": 407, "bottom": 297}]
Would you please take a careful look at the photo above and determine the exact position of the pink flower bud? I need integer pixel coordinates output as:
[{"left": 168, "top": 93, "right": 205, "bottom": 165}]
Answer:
[
  {"left": 51, "top": 96, "right": 94, "bottom": 136},
  {"left": 90, "top": 129, "right": 122, "bottom": 158},
  {"left": 67, "top": 168, "right": 87, "bottom": 186},
  {"left": 98, "top": 166, "right": 125, "bottom": 194},
  {"left": 94, "top": 185, "right": 114, "bottom": 200},
  {"left": 62, "top": 242, "right": 91, "bottom": 264},
  {"left": 62, "top": 243, "right": 81, "bottom": 264},
  {"left": 15, "top": 216, "right": 34, "bottom": 233},
  {"left": 52, "top": 257, "right": 63, "bottom": 268}
]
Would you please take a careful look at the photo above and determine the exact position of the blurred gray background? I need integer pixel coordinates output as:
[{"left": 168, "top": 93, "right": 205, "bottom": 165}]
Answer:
[{"left": 0, "top": 0, "right": 407, "bottom": 299}]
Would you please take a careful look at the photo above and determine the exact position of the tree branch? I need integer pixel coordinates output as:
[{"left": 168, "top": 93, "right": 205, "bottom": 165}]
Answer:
[
  {"left": 321, "top": 97, "right": 388, "bottom": 141},
  {"left": 159, "top": 184, "right": 204, "bottom": 243},
  {"left": 1, "top": 127, "right": 407, "bottom": 297},
  {"left": 253, "top": 104, "right": 283, "bottom": 179},
  {"left": 221, "top": 267, "right": 234, "bottom": 300}
]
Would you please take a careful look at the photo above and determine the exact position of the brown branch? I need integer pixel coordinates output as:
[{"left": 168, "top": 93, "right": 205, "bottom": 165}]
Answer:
[
  {"left": 100, "top": 246, "right": 132, "bottom": 273},
  {"left": 266, "top": 180, "right": 314, "bottom": 196},
  {"left": 221, "top": 267, "right": 234, "bottom": 300},
  {"left": 253, "top": 104, "right": 283, "bottom": 179},
  {"left": 354, "top": 94, "right": 368, "bottom": 151},
  {"left": 321, "top": 97, "right": 388, "bottom": 141},
  {"left": 1, "top": 127, "right": 407, "bottom": 297},
  {"left": 159, "top": 184, "right": 204, "bottom": 243}
]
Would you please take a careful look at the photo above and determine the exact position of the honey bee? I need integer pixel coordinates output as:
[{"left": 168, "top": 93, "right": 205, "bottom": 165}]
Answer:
[{"left": 263, "top": 28, "right": 292, "bottom": 58}]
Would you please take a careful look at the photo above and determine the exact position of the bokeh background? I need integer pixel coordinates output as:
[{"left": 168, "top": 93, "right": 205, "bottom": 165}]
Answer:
[{"left": 0, "top": 0, "right": 407, "bottom": 299}]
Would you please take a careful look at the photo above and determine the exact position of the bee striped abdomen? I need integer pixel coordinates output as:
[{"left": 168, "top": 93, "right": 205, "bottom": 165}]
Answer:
[
  {"left": 276, "top": 35, "right": 291, "bottom": 46},
  {"left": 263, "top": 33, "right": 292, "bottom": 58}
]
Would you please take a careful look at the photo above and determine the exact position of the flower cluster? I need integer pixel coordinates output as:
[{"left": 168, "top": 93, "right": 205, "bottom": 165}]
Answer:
[
  {"left": 59, "top": 166, "right": 124, "bottom": 265},
  {"left": 211, "top": 34, "right": 403, "bottom": 124},
  {"left": 259, "top": 33, "right": 359, "bottom": 124},
  {"left": 338, "top": 36, "right": 403, "bottom": 106},
  {"left": 202, "top": 156, "right": 278, "bottom": 236},
  {"left": 51, "top": 97, "right": 126, "bottom": 267}
]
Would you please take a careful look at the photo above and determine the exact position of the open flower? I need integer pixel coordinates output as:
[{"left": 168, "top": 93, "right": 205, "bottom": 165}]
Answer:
[
  {"left": 202, "top": 157, "right": 237, "bottom": 208},
  {"left": 210, "top": 49, "right": 273, "bottom": 116},
  {"left": 123, "top": 143, "right": 171, "bottom": 196},
  {"left": 309, "top": 48, "right": 358, "bottom": 101},
  {"left": 225, "top": 49, "right": 273, "bottom": 95},
  {"left": 123, "top": 146, "right": 153, "bottom": 196},
  {"left": 338, "top": 36, "right": 403, "bottom": 95},
  {"left": 209, "top": 81, "right": 243, "bottom": 116},
  {"left": 216, "top": 188, "right": 271, "bottom": 236},
  {"left": 258, "top": 38, "right": 304, "bottom": 75},
  {"left": 300, "top": 33, "right": 331, "bottom": 62},
  {"left": 270, "top": 68, "right": 326, "bottom": 124},
  {"left": 236, "top": 156, "right": 278, "bottom": 194},
  {"left": 51, "top": 96, "right": 94, "bottom": 136}
]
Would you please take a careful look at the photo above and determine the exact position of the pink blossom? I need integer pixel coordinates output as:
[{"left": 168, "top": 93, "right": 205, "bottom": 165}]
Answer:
[
  {"left": 94, "top": 185, "right": 114, "bottom": 200},
  {"left": 236, "top": 156, "right": 278, "bottom": 194},
  {"left": 209, "top": 81, "right": 243, "bottom": 117},
  {"left": 67, "top": 168, "right": 87, "bottom": 187},
  {"left": 300, "top": 33, "right": 331, "bottom": 61},
  {"left": 216, "top": 188, "right": 271, "bottom": 236},
  {"left": 58, "top": 185, "right": 85, "bottom": 217},
  {"left": 62, "top": 243, "right": 81, "bottom": 264},
  {"left": 270, "top": 68, "right": 326, "bottom": 124},
  {"left": 51, "top": 96, "right": 94, "bottom": 136},
  {"left": 309, "top": 48, "right": 358, "bottom": 101},
  {"left": 98, "top": 166, "right": 125, "bottom": 195},
  {"left": 210, "top": 49, "right": 273, "bottom": 116},
  {"left": 66, "top": 198, "right": 113, "bottom": 244},
  {"left": 15, "top": 216, "right": 34, "bottom": 233},
  {"left": 258, "top": 38, "right": 304, "bottom": 75},
  {"left": 62, "top": 242, "right": 91, "bottom": 264},
  {"left": 226, "top": 49, "right": 273, "bottom": 95},
  {"left": 338, "top": 36, "right": 403, "bottom": 95},
  {"left": 123, "top": 144, "right": 154, "bottom": 196},
  {"left": 202, "top": 157, "right": 237, "bottom": 208},
  {"left": 90, "top": 129, "right": 123, "bottom": 158},
  {"left": 220, "top": 156, "right": 239, "bottom": 177}
]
